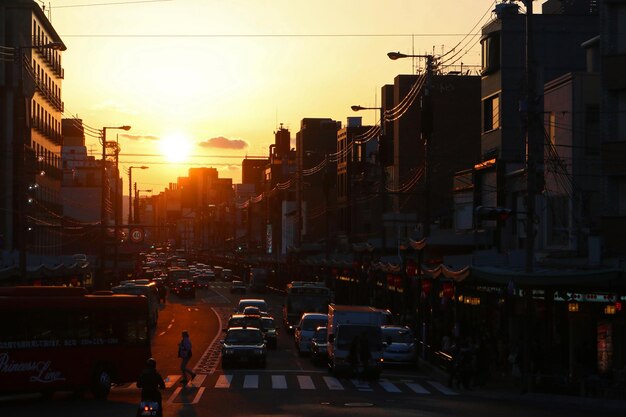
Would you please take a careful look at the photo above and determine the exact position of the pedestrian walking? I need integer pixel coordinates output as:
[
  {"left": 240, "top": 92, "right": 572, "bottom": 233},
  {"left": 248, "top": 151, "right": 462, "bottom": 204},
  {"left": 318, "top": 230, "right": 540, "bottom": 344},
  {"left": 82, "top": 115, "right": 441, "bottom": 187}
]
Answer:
[{"left": 178, "top": 330, "right": 196, "bottom": 384}]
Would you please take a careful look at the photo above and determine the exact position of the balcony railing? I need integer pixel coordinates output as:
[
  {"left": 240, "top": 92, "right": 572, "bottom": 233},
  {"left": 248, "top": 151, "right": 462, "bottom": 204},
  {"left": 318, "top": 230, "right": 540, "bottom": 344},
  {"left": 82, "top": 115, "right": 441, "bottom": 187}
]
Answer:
[{"left": 31, "top": 36, "right": 64, "bottom": 79}]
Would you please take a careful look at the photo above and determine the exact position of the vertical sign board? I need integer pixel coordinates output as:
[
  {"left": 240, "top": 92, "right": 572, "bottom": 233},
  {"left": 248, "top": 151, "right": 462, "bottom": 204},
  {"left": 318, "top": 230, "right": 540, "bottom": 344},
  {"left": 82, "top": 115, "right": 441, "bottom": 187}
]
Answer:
[{"left": 597, "top": 322, "right": 613, "bottom": 374}]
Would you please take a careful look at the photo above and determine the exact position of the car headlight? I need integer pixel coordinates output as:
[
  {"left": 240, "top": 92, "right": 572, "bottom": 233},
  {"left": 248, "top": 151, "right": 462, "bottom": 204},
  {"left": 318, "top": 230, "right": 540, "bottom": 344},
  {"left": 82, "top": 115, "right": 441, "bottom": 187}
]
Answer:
[{"left": 223, "top": 349, "right": 234, "bottom": 355}]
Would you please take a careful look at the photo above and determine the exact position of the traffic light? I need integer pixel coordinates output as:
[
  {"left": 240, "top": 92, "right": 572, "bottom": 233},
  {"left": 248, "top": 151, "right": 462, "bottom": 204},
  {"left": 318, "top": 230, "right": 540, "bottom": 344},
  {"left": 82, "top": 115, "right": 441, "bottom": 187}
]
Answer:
[{"left": 475, "top": 206, "right": 513, "bottom": 222}]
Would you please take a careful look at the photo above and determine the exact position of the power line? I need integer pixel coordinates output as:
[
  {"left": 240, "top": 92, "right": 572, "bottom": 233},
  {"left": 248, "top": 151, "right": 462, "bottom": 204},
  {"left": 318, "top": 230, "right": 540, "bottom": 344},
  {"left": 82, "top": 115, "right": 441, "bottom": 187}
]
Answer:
[
  {"left": 52, "top": 0, "right": 172, "bottom": 8},
  {"left": 60, "top": 32, "right": 482, "bottom": 39}
]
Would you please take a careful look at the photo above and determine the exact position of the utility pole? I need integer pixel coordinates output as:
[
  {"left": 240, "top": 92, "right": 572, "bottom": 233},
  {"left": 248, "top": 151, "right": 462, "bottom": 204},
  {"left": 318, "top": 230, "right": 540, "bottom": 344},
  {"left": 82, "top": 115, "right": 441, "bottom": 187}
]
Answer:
[
  {"left": 99, "top": 128, "right": 108, "bottom": 290},
  {"left": 523, "top": 1, "right": 539, "bottom": 275},
  {"left": 521, "top": 0, "right": 540, "bottom": 394},
  {"left": 422, "top": 55, "right": 434, "bottom": 238}
]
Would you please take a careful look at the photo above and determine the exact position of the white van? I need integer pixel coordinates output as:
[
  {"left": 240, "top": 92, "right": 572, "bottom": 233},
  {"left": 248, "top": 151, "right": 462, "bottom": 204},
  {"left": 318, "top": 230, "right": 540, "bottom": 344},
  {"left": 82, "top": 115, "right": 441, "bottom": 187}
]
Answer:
[{"left": 294, "top": 313, "right": 328, "bottom": 354}]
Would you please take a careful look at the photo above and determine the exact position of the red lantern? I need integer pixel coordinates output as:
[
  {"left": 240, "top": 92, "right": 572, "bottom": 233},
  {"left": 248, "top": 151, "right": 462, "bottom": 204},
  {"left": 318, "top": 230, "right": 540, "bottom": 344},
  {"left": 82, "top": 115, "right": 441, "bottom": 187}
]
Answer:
[
  {"left": 442, "top": 282, "right": 454, "bottom": 298},
  {"left": 394, "top": 276, "right": 402, "bottom": 288},
  {"left": 421, "top": 278, "right": 432, "bottom": 296}
]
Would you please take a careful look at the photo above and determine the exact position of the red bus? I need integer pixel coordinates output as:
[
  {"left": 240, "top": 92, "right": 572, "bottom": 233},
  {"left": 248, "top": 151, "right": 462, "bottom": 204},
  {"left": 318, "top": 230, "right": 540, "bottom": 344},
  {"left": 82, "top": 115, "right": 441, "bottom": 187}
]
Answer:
[{"left": 0, "top": 286, "right": 151, "bottom": 399}]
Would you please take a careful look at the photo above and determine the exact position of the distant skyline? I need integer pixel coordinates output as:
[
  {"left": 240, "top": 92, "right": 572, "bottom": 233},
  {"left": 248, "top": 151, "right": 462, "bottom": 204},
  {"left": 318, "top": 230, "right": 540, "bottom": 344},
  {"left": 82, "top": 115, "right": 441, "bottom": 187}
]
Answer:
[{"left": 48, "top": 0, "right": 499, "bottom": 190}]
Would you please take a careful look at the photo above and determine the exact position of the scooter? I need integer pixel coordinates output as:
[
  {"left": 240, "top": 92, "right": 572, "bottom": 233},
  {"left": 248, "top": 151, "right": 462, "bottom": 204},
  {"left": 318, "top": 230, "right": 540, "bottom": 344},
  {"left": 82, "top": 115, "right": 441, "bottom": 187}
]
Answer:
[{"left": 137, "top": 399, "right": 162, "bottom": 417}]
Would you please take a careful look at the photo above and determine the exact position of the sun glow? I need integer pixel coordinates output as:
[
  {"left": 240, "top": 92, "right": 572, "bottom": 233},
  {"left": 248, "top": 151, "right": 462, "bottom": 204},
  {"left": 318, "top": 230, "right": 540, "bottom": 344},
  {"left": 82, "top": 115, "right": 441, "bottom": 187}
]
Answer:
[{"left": 159, "top": 133, "right": 192, "bottom": 163}]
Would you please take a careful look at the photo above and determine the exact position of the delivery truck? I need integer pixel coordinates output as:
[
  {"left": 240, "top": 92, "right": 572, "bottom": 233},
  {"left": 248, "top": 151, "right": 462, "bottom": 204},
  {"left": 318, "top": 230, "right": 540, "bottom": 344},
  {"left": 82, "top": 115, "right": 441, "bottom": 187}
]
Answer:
[{"left": 326, "top": 304, "right": 387, "bottom": 378}]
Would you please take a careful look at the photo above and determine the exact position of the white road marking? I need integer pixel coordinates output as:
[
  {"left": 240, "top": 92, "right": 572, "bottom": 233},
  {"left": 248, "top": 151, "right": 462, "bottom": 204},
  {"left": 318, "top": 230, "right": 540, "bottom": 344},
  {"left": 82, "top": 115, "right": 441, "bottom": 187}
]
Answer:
[
  {"left": 297, "top": 375, "right": 315, "bottom": 390},
  {"left": 406, "top": 382, "right": 430, "bottom": 394},
  {"left": 214, "top": 374, "right": 232, "bottom": 388},
  {"left": 272, "top": 375, "right": 288, "bottom": 389},
  {"left": 350, "top": 379, "right": 373, "bottom": 391},
  {"left": 322, "top": 376, "right": 344, "bottom": 390},
  {"left": 379, "top": 379, "right": 402, "bottom": 393},
  {"left": 243, "top": 374, "right": 259, "bottom": 389},
  {"left": 165, "top": 375, "right": 181, "bottom": 388},
  {"left": 428, "top": 380, "right": 458, "bottom": 395},
  {"left": 191, "top": 387, "right": 205, "bottom": 404},
  {"left": 166, "top": 387, "right": 181, "bottom": 404},
  {"left": 191, "top": 374, "right": 207, "bottom": 386}
]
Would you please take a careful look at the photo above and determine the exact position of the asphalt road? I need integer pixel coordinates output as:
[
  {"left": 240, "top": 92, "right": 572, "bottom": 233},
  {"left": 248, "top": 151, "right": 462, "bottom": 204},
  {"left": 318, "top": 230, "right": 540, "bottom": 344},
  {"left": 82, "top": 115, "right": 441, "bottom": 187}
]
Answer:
[{"left": 2, "top": 284, "right": 624, "bottom": 417}]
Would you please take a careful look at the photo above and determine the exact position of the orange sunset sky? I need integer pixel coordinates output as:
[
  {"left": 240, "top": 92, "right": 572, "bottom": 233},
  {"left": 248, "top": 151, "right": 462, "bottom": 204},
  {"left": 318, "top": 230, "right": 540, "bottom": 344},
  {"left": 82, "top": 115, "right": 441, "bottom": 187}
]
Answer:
[{"left": 48, "top": 0, "right": 497, "bottom": 191}]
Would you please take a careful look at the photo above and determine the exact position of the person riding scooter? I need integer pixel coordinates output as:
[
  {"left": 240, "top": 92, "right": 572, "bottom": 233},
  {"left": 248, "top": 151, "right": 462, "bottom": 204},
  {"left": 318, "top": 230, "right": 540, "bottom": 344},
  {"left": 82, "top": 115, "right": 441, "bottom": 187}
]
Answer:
[{"left": 136, "top": 358, "right": 165, "bottom": 416}]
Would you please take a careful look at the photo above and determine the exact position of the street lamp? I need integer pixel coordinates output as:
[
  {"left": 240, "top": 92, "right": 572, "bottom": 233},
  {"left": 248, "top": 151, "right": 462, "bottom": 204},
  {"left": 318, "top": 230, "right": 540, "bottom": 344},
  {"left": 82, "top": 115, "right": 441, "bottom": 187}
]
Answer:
[
  {"left": 99, "top": 125, "right": 131, "bottom": 289},
  {"left": 135, "top": 189, "right": 152, "bottom": 224},
  {"left": 388, "top": 51, "right": 435, "bottom": 238},
  {"left": 351, "top": 105, "right": 384, "bottom": 134},
  {"left": 128, "top": 166, "right": 149, "bottom": 225}
]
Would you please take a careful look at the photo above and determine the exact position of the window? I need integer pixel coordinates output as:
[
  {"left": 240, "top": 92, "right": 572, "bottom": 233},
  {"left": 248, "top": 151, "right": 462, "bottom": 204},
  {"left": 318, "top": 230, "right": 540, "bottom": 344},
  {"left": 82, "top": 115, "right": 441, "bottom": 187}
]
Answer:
[
  {"left": 483, "top": 94, "right": 500, "bottom": 132},
  {"left": 481, "top": 33, "right": 501, "bottom": 75}
]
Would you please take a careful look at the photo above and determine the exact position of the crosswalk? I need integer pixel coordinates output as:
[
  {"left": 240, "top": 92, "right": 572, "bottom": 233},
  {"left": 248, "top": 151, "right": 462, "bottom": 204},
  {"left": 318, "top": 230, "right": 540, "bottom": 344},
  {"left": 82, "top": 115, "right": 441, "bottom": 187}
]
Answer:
[{"left": 114, "top": 372, "right": 458, "bottom": 396}]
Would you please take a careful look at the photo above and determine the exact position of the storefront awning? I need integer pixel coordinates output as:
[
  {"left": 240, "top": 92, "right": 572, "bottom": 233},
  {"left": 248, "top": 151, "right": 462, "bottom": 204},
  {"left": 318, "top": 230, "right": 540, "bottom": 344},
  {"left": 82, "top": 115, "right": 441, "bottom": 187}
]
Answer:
[{"left": 468, "top": 266, "right": 626, "bottom": 291}]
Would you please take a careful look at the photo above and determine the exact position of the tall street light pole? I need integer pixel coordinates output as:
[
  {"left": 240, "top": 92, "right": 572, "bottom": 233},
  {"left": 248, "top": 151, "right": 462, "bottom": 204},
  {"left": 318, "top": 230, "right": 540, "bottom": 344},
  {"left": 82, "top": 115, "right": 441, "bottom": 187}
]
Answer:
[
  {"left": 388, "top": 51, "right": 435, "bottom": 238},
  {"left": 351, "top": 104, "right": 386, "bottom": 248},
  {"left": 128, "top": 166, "right": 149, "bottom": 225},
  {"left": 100, "top": 125, "right": 130, "bottom": 289}
]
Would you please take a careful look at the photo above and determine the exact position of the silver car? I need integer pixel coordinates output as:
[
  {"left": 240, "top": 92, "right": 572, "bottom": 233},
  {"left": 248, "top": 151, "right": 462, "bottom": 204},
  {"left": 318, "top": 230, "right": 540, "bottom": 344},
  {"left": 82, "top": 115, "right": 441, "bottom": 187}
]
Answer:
[{"left": 381, "top": 325, "right": 417, "bottom": 366}]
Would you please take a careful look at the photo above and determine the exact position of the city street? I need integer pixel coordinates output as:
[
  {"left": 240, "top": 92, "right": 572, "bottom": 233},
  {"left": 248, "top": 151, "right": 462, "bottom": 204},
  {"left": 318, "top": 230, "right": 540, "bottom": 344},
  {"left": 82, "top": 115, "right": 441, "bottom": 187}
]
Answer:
[{"left": 2, "top": 284, "right": 623, "bottom": 417}]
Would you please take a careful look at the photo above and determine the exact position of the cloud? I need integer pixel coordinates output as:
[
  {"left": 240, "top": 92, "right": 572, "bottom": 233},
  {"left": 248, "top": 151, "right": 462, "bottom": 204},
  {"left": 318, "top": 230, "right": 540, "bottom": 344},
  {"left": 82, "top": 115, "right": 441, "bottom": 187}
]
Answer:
[
  {"left": 120, "top": 134, "right": 160, "bottom": 141},
  {"left": 198, "top": 136, "right": 248, "bottom": 150}
]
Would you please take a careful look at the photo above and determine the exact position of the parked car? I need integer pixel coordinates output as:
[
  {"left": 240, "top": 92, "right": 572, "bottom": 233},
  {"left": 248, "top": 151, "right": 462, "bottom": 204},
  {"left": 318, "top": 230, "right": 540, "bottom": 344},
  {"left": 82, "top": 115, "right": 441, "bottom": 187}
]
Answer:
[
  {"left": 381, "top": 325, "right": 417, "bottom": 366},
  {"left": 310, "top": 326, "right": 328, "bottom": 366},
  {"left": 230, "top": 280, "right": 247, "bottom": 294},
  {"left": 294, "top": 313, "right": 328, "bottom": 354},
  {"left": 261, "top": 316, "right": 278, "bottom": 349},
  {"left": 221, "top": 327, "right": 267, "bottom": 368}
]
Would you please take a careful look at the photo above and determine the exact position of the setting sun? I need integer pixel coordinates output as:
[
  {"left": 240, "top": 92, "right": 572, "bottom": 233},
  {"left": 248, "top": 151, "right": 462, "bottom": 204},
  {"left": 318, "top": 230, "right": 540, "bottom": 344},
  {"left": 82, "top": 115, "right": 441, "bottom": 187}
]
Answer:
[{"left": 159, "top": 133, "right": 192, "bottom": 163}]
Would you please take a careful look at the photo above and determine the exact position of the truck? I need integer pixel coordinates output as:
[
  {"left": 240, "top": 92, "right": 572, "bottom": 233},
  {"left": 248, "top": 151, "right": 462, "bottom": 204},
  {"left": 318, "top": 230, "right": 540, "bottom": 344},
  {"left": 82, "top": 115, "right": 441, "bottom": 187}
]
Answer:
[
  {"left": 326, "top": 304, "right": 387, "bottom": 378},
  {"left": 248, "top": 267, "right": 268, "bottom": 293},
  {"left": 283, "top": 281, "right": 331, "bottom": 333}
]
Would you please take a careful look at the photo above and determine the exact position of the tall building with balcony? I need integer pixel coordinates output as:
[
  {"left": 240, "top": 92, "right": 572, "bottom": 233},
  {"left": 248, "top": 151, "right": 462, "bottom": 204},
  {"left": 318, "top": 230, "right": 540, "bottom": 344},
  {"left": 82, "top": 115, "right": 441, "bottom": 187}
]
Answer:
[
  {"left": 1, "top": 0, "right": 66, "bottom": 273},
  {"left": 475, "top": 1, "right": 598, "bottom": 261}
]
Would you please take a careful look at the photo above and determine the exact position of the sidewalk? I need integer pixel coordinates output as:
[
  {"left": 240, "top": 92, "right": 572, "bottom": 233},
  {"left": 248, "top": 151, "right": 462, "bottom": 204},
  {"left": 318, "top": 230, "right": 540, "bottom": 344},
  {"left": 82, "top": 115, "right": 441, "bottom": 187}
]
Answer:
[{"left": 417, "top": 357, "right": 626, "bottom": 413}]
